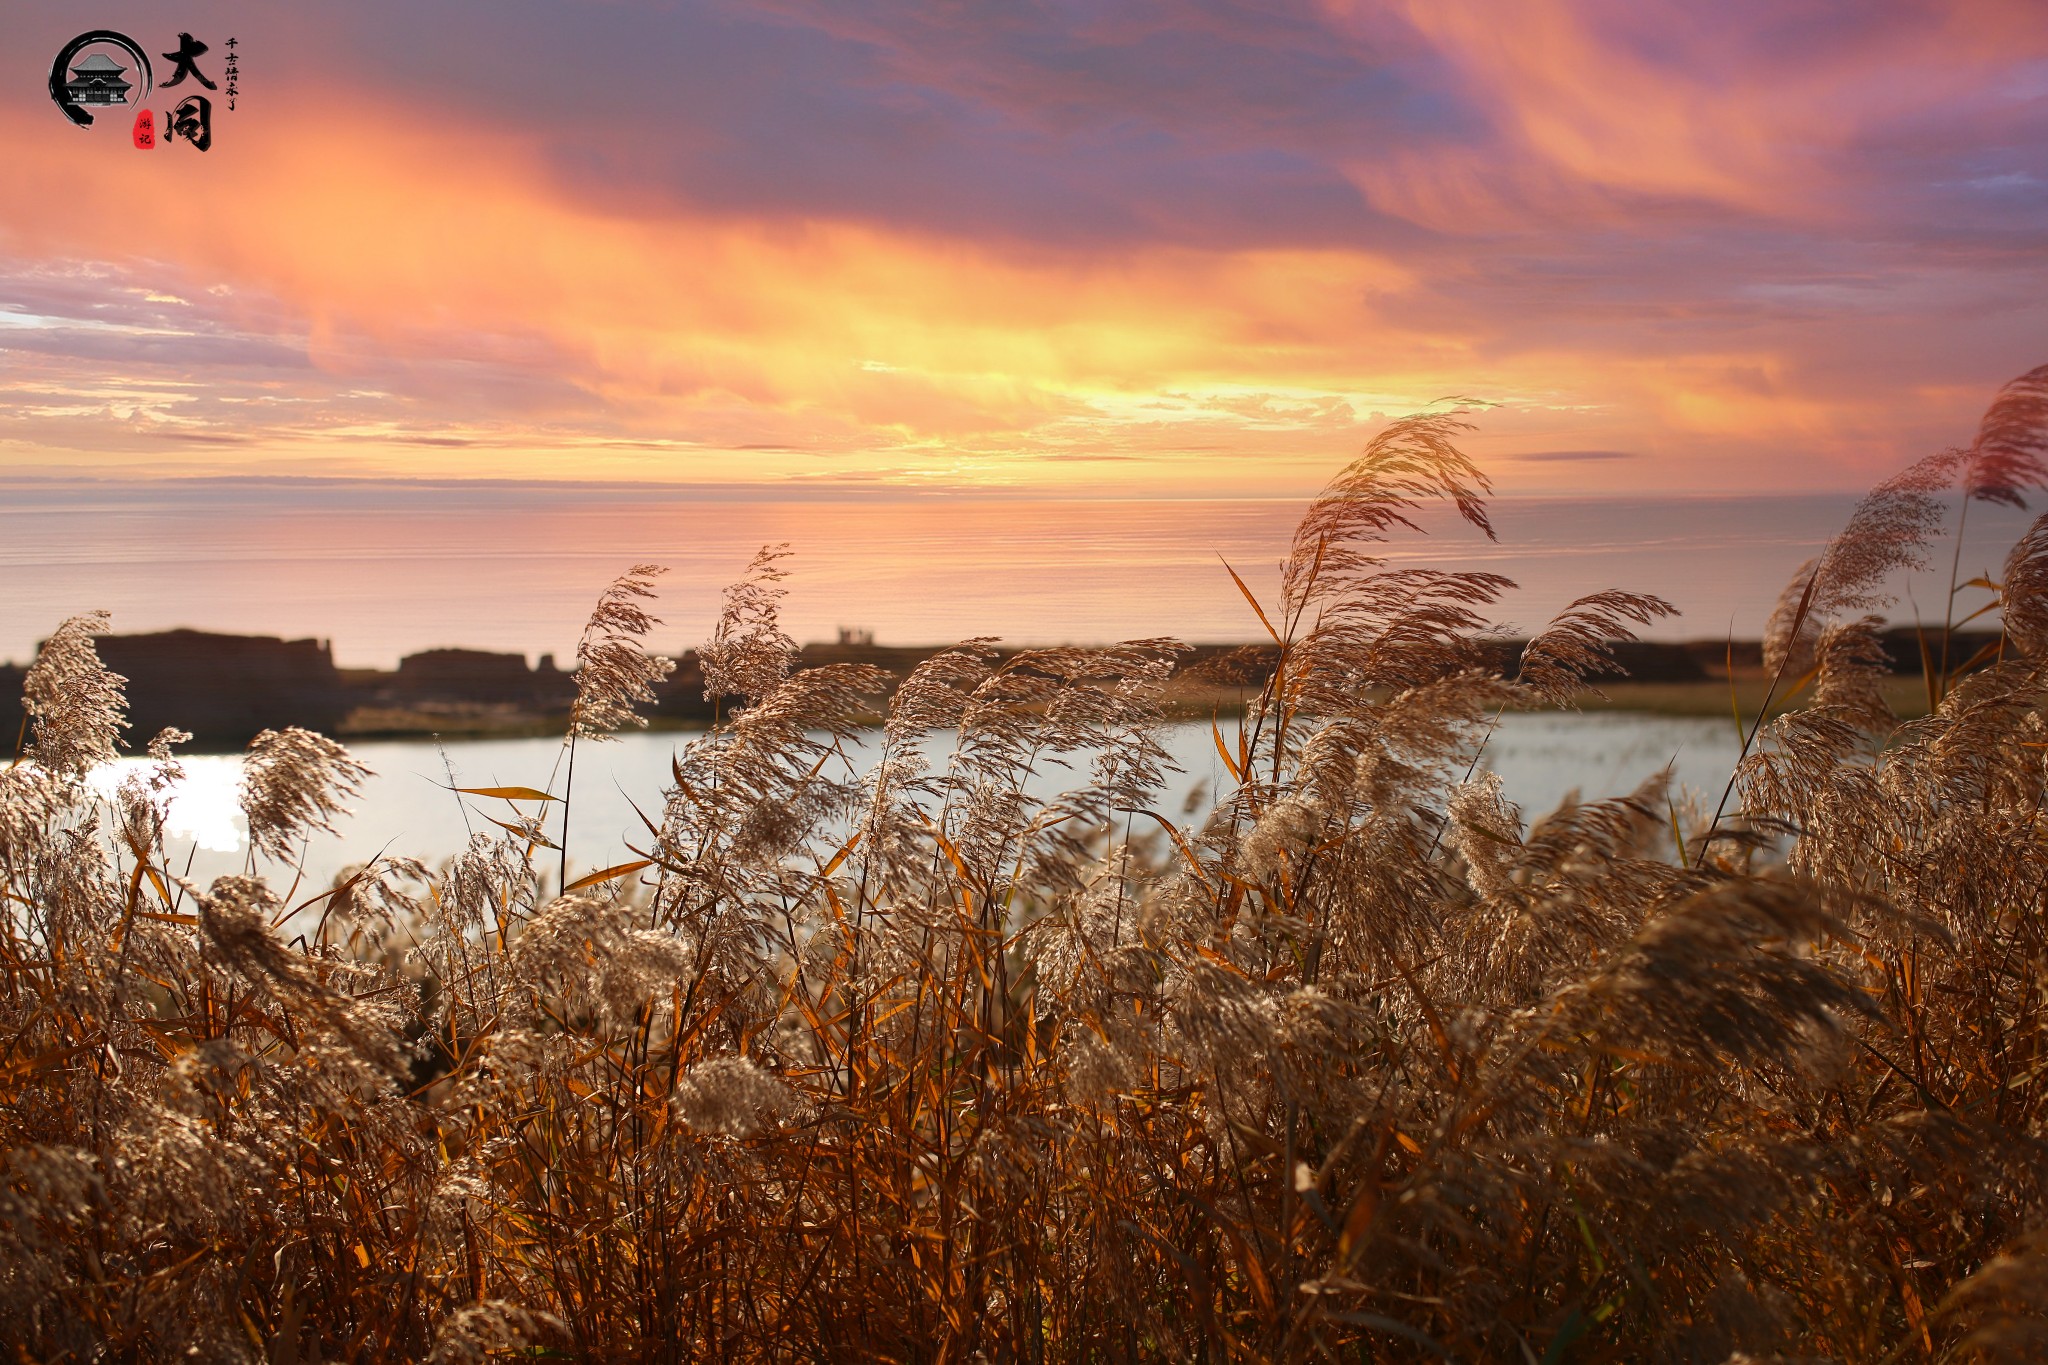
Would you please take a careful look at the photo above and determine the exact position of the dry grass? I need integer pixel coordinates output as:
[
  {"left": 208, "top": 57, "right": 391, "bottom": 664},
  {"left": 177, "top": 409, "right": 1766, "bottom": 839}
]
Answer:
[{"left": 4, "top": 370, "right": 2048, "bottom": 1362}]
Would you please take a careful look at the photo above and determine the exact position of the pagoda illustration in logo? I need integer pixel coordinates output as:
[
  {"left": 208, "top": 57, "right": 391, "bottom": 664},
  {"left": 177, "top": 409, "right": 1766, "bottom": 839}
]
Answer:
[
  {"left": 65, "top": 52, "right": 134, "bottom": 107},
  {"left": 49, "top": 31, "right": 156, "bottom": 128}
]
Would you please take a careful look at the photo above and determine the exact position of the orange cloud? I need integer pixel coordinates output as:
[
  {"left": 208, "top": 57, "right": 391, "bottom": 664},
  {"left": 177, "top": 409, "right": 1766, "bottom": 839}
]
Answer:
[
  {"left": 1330, "top": 0, "right": 2048, "bottom": 228},
  {"left": 2, "top": 91, "right": 1462, "bottom": 492}
]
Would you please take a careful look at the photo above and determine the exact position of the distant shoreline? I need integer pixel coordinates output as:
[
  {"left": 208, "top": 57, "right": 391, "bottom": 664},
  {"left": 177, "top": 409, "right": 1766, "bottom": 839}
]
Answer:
[{"left": 2, "top": 627, "right": 1989, "bottom": 754}]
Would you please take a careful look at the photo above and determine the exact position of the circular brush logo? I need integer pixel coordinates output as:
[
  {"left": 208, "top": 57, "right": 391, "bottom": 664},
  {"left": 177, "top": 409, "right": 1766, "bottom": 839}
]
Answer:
[{"left": 48, "top": 30, "right": 155, "bottom": 128}]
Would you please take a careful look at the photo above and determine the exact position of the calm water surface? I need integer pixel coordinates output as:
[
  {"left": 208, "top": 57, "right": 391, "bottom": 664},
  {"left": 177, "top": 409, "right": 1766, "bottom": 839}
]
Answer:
[{"left": 94, "top": 712, "right": 1746, "bottom": 895}]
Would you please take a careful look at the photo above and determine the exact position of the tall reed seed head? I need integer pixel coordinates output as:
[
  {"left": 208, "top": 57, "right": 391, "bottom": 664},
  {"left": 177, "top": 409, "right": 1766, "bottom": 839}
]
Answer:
[
  {"left": 2001, "top": 513, "right": 2048, "bottom": 656},
  {"left": 22, "top": 610, "right": 127, "bottom": 780},
  {"left": 241, "top": 726, "right": 370, "bottom": 862},
  {"left": 1963, "top": 362, "right": 2048, "bottom": 509},
  {"left": 700, "top": 544, "right": 797, "bottom": 708},
  {"left": 570, "top": 563, "right": 676, "bottom": 739}
]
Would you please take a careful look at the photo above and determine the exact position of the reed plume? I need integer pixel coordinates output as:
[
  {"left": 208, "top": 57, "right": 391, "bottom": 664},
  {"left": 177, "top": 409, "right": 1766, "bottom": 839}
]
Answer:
[
  {"left": 241, "top": 725, "right": 370, "bottom": 862},
  {"left": 569, "top": 563, "right": 675, "bottom": 739},
  {"left": 21, "top": 610, "right": 126, "bottom": 779}
]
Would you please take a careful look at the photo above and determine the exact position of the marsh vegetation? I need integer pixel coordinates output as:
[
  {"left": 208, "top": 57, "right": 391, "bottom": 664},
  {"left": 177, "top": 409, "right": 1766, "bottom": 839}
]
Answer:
[{"left": 4, "top": 368, "right": 2047, "bottom": 1361}]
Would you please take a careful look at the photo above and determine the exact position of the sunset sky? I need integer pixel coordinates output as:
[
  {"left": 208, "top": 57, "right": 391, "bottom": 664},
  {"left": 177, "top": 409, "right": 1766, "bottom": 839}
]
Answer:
[{"left": 3, "top": 0, "right": 2044, "bottom": 500}]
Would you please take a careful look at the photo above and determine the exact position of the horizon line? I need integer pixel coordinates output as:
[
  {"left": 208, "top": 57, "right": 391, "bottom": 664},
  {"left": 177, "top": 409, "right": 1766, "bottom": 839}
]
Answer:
[{"left": 0, "top": 472, "right": 1896, "bottom": 504}]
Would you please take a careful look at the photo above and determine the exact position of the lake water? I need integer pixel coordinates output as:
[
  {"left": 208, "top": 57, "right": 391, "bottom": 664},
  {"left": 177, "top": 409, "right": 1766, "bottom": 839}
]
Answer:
[{"left": 91, "top": 711, "right": 1745, "bottom": 896}]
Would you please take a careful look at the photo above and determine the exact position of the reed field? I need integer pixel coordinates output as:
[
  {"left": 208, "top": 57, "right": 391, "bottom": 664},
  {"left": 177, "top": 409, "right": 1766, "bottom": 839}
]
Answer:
[{"left": 4, "top": 366, "right": 2048, "bottom": 1363}]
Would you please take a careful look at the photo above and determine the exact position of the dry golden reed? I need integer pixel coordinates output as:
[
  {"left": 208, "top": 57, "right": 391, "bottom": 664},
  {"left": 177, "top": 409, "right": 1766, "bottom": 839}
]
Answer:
[{"left": 3, "top": 371, "right": 2048, "bottom": 1362}]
